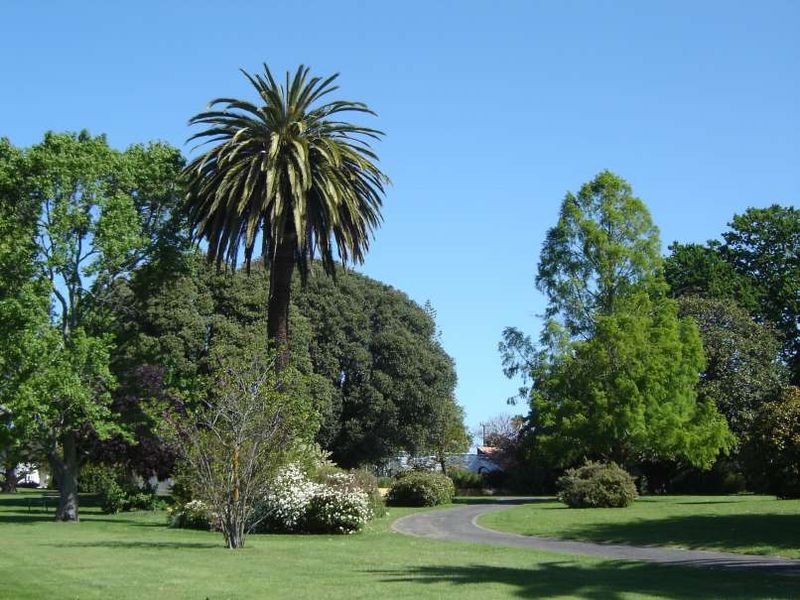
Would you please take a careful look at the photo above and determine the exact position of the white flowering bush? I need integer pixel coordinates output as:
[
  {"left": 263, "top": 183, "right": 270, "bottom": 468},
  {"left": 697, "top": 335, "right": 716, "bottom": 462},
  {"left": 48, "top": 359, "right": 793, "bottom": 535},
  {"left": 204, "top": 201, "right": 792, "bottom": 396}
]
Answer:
[
  {"left": 252, "top": 464, "right": 374, "bottom": 534},
  {"left": 305, "top": 486, "right": 372, "bottom": 534},
  {"left": 168, "top": 499, "right": 218, "bottom": 530},
  {"left": 256, "top": 464, "right": 320, "bottom": 531}
]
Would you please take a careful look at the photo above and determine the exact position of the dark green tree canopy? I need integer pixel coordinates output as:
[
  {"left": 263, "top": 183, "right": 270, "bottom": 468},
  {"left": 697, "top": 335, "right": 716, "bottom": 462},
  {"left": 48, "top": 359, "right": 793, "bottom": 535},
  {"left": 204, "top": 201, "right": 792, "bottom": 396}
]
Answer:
[
  {"left": 111, "top": 256, "right": 459, "bottom": 468},
  {"left": 677, "top": 295, "right": 787, "bottom": 444},
  {"left": 665, "top": 205, "right": 799, "bottom": 384},
  {"left": 664, "top": 242, "right": 758, "bottom": 310},
  {"left": 722, "top": 205, "right": 800, "bottom": 382}
]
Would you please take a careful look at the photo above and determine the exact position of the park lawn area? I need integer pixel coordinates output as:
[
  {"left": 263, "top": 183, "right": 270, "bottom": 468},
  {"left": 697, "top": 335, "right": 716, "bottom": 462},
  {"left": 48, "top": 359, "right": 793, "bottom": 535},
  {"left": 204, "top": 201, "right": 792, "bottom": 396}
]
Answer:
[
  {"left": 0, "top": 492, "right": 798, "bottom": 600},
  {"left": 479, "top": 495, "right": 800, "bottom": 559}
]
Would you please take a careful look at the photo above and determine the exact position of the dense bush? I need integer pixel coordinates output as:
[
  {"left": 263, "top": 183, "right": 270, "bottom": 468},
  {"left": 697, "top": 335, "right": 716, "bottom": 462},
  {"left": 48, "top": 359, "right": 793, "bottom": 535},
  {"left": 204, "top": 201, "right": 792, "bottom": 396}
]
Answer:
[
  {"left": 448, "top": 469, "right": 484, "bottom": 490},
  {"left": 168, "top": 500, "right": 217, "bottom": 530},
  {"left": 557, "top": 461, "right": 638, "bottom": 508},
  {"left": 386, "top": 471, "right": 455, "bottom": 507}
]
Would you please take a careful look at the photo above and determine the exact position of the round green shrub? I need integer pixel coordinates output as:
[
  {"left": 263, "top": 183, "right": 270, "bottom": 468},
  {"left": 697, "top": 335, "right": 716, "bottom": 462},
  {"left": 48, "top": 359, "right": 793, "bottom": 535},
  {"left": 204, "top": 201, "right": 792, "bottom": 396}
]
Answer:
[
  {"left": 557, "top": 461, "right": 638, "bottom": 508},
  {"left": 386, "top": 471, "right": 455, "bottom": 507}
]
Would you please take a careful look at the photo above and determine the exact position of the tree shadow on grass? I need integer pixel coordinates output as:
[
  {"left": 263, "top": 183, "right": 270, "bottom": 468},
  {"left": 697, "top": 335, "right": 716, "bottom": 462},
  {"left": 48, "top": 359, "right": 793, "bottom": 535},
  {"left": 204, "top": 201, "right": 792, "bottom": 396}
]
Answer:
[
  {"left": 453, "top": 497, "right": 553, "bottom": 506},
  {"left": 375, "top": 562, "right": 799, "bottom": 599},
  {"left": 47, "top": 540, "right": 219, "bottom": 550},
  {"left": 0, "top": 513, "right": 56, "bottom": 524},
  {"left": 562, "top": 514, "right": 800, "bottom": 557},
  {"left": 84, "top": 516, "right": 166, "bottom": 528}
]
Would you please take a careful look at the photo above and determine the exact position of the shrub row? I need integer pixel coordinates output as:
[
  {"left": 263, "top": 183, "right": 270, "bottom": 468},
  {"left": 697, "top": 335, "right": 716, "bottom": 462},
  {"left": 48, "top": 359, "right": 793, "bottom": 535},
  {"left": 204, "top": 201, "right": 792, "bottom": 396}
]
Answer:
[{"left": 170, "top": 464, "right": 380, "bottom": 535}]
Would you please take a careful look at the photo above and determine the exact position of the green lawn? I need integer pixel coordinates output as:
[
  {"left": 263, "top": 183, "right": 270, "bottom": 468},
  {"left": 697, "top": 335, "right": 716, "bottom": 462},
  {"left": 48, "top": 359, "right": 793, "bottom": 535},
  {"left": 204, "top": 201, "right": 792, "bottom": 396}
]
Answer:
[
  {"left": 479, "top": 495, "right": 800, "bottom": 559},
  {"left": 0, "top": 492, "right": 797, "bottom": 600}
]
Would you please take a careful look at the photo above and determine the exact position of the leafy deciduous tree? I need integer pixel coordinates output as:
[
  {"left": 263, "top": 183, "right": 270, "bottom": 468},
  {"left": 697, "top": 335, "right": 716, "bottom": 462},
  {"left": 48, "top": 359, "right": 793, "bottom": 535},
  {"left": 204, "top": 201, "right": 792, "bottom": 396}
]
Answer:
[
  {"left": 503, "top": 171, "right": 732, "bottom": 469},
  {"left": 3, "top": 131, "right": 185, "bottom": 520}
]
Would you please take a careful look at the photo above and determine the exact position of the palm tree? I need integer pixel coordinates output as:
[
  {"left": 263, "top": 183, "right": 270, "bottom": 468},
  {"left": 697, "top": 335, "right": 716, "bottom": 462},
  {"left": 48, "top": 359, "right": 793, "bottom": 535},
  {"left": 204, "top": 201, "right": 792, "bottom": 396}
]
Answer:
[{"left": 183, "top": 65, "right": 388, "bottom": 368}]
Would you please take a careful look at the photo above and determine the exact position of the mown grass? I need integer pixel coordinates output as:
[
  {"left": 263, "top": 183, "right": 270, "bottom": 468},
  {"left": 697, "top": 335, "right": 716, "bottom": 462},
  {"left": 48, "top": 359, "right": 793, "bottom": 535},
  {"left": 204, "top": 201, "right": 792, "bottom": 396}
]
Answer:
[
  {"left": 0, "top": 491, "right": 797, "bottom": 599},
  {"left": 480, "top": 495, "right": 800, "bottom": 559}
]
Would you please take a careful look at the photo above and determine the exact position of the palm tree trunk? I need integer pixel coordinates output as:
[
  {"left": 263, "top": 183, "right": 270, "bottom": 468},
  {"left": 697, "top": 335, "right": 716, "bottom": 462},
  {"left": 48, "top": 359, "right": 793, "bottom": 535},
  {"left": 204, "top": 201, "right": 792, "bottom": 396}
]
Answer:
[{"left": 267, "top": 230, "right": 297, "bottom": 371}]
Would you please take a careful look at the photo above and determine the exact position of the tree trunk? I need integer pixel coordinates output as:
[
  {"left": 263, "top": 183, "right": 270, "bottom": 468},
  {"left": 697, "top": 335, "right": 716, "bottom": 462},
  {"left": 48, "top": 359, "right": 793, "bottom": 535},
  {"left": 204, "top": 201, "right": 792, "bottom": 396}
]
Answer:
[
  {"left": 2, "top": 465, "right": 16, "bottom": 493},
  {"left": 222, "top": 514, "right": 246, "bottom": 549},
  {"left": 55, "top": 434, "right": 79, "bottom": 522},
  {"left": 267, "top": 230, "right": 297, "bottom": 371}
]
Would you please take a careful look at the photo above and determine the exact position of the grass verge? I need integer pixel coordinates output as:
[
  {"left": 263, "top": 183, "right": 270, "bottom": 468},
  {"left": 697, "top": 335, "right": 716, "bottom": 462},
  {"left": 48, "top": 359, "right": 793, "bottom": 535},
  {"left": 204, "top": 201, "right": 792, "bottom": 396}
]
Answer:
[
  {"left": 0, "top": 491, "right": 797, "bottom": 599},
  {"left": 479, "top": 495, "right": 800, "bottom": 559}
]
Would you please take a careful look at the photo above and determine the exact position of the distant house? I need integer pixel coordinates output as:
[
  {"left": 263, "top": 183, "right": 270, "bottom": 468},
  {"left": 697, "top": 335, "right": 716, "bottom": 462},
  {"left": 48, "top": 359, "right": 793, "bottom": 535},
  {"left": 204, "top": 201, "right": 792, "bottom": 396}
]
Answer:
[
  {"left": 448, "top": 449, "right": 503, "bottom": 474},
  {"left": 374, "top": 450, "right": 503, "bottom": 477}
]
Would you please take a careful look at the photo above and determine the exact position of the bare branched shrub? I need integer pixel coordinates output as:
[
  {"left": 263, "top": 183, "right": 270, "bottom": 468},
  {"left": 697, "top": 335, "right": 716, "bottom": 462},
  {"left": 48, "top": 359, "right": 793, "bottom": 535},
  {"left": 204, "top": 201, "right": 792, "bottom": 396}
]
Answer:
[{"left": 164, "top": 354, "right": 315, "bottom": 548}]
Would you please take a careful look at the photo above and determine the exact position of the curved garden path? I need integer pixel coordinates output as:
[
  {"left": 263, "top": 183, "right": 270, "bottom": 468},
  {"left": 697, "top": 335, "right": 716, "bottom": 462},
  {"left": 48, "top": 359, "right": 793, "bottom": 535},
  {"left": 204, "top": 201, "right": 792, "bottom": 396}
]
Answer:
[{"left": 391, "top": 499, "right": 800, "bottom": 575}]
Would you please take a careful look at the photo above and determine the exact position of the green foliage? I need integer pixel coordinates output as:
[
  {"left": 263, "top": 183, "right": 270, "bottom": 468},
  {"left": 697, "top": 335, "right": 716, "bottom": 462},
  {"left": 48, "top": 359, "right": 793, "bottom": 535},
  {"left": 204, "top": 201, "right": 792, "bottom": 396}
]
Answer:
[
  {"left": 386, "top": 471, "right": 455, "bottom": 507},
  {"left": 532, "top": 299, "right": 732, "bottom": 468},
  {"left": 664, "top": 242, "right": 758, "bottom": 310},
  {"left": 509, "top": 172, "right": 732, "bottom": 470},
  {"left": 112, "top": 258, "right": 459, "bottom": 467},
  {"left": 448, "top": 468, "right": 484, "bottom": 490},
  {"left": 293, "top": 266, "right": 459, "bottom": 466},
  {"left": 536, "top": 170, "right": 663, "bottom": 338},
  {"left": 0, "top": 132, "right": 186, "bottom": 519},
  {"left": 747, "top": 386, "right": 800, "bottom": 499},
  {"left": 665, "top": 205, "right": 800, "bottom": 385},
  {"left": 164, "top": 352, "right": 318, "bottom": 548},
  {"left": 428, "top": 398, "right": 471, "bottom": 472},
  {"left": 79, "top": 464, "right": 162, "bottom": 514},
  {"left": 677, "top": 296, "right": 786, "bottom": 444},
  {"left": 721, "top": 205, "right": 800, "bottom": 384},
  {"left": 557, "top": 461, "right": 638, "bottom": 508}
]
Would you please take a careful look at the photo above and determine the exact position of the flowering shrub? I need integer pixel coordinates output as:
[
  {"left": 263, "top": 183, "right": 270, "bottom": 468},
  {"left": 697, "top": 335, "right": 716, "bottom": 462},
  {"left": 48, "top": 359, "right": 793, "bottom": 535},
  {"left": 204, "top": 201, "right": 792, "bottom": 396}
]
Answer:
[
  {"left": 252, "top": 464, "right": 375, "bottom": 534},
  {"left": 168, "top": 499, "right": 218, "bottom": 530},
  {"left": 256, "top": 464, "right": 320, "bottom": 532},
  {"left": 304, "top": 486, "right": 372, "bottom": 534},
  {"left": 386, "top": 471, "right": 455, "bottom": 506}
]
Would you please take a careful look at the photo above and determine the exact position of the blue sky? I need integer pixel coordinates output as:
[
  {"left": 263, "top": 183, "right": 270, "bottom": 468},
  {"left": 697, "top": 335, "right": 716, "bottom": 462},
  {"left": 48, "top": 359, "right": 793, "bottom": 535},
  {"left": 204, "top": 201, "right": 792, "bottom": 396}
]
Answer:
[{"left": 2, "top": 1, "right": 798, "bottom": 432}]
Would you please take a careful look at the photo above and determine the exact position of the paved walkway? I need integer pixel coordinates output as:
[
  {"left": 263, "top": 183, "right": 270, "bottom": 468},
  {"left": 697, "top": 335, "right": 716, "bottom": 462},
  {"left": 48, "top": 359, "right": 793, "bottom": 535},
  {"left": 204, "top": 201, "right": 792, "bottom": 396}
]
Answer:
[{"left": 391, "top": 500, "right": 800, "bottom": 575}]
